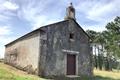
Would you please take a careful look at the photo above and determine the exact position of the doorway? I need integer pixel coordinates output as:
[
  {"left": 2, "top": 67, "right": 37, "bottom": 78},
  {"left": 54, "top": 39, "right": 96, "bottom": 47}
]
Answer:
[{"left": 67, "top": 54, "right": 76, "bottom": 75}]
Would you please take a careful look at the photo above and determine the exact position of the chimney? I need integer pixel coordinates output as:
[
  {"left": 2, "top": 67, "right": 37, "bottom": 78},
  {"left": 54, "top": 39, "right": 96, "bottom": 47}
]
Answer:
[{"left": 65, "top": 3, "right": 76, "bottom": 20}]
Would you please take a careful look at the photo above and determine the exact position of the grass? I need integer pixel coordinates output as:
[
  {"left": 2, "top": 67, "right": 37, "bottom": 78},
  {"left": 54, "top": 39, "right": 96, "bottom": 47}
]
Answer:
[
  {"left": 0, "top": 62, "right": 120, "bottom": 80},
  {"left": 54, "top": 70, "right": 120, "bottom": 80},
  {"left": 94, "top": 69, "right": 120, "bottom": 80},
  {"left": 0, "top": 62, "right": 46, "bottom": 80}
]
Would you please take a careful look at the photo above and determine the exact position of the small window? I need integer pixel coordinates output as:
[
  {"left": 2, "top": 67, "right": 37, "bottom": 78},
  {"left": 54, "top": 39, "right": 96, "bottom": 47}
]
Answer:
[{"left": 69, "top": 33, "right": 74, "bottom": 39}]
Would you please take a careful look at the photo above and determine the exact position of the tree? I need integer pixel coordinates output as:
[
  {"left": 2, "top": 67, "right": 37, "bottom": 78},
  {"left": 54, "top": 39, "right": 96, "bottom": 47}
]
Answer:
[
  {"left": 86, "top": 16, "right": 120, "bottom": 71},
  {"left": 86, "top": 30, "right": 105, "bottom": 70},
  {"left": 86, "top": 30, "right": 98, "bottom": 69},
  {"left": 104, "top": 16, "right": 120, "bottom": 71},
  {"left": 105, "top": 16, "right": 120, "bottom": 58}
]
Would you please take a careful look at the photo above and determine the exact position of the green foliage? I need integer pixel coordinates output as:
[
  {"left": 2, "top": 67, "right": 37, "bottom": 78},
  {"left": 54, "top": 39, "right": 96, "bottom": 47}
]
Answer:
[
  {"left": 105, "top": 16, "right": 120, "bottom": 57},
  {"left": 86, "top": 16, "right": 120, "bottom": 71},
  {"left": 86, "top": 30, "right": 98, "bottom": 43}
]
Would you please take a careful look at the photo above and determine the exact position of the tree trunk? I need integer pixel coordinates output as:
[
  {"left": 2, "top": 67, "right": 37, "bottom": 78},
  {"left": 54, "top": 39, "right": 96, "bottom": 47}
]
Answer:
[{"left": 94, "top": 44, "right": 98, "bottom": 69}]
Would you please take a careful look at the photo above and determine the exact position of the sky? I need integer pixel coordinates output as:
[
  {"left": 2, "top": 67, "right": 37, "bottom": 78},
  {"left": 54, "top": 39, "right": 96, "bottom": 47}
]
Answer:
[{"left": 0, "top": 0, "right": 120, "bottom": 58}]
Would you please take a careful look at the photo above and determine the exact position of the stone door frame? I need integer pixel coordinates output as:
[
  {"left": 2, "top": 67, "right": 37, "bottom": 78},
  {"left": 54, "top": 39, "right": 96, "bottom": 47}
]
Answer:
[{"left": 64, "top": 52, "right": 78, "bottom": 76}]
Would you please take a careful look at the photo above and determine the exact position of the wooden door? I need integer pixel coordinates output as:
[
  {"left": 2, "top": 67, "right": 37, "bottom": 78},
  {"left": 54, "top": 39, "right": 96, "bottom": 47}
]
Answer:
[{"left": 67, "top": 54, "right": 76, "bottom": 75}]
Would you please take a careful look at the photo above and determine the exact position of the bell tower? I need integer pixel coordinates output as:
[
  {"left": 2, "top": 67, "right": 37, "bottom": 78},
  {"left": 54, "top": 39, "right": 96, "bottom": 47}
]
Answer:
[{"left": 65, "top": 3, "right": 76, "bottom": 20}]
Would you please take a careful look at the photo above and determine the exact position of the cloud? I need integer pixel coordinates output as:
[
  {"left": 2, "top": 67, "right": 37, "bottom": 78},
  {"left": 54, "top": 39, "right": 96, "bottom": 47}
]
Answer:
[
  {"left": 0, "top": 0, "right": 19, "bottom": 12},
  {"left": 0, "top": 0, "right": 18, "bottom": 58},
  {"left": 0, "top": 26, "right": 12, "bottom": 35},
  {"left": 3, "top": 1, "right": 19, "bottom": 10},
  {"left": 0, "top": 25, "right": 14, "bottom": 58},
  {"left": 75, "top": 0, "right": 120, "bottom": 32},
  {"left": 31, "top": 15, "right": 49, "bottom": 30},
  {"left": 0, "top": 0, "right": 120, "bottom": 58},
  {"left": 0, "top": 36, "right": 15, "bottom": 45},
  {"left": 0, "top": 36, "right": 16, "bottom": 58},
  {"left": 0, "top": 14, "right": 10, "bottom": 21},
  {"left": 87, "top": 3, "right": 113, "bottom": 21},
  {"left": 87, "top": 1, "right": 120, "bottom": 21},
  {"left": 0, "top": 46, "right": 5, "bottom": 58},
  {"left": 0, "top": 0, "right": 19, "bottom": 22},
  {"left": 32, "top": 16, "right": 60, "bottom": 30},
  {"left": 83, "top": 24, "right": 106, "bottom": 32},
  {"left": 76, "top": 0, "right": 120, "bottom": 21},
  {"left": 17, "top": 0, "right": 63, "bottom": 30}
]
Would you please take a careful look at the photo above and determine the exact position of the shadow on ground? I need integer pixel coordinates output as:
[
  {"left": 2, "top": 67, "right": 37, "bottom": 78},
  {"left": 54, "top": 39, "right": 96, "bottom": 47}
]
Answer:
[{"left": 53, "top": 76, "right": 120, "bottom": 80}]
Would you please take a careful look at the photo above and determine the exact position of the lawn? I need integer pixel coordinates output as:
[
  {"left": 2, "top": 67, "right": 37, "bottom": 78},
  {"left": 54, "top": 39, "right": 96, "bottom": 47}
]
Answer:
[
  {"left": 0, "top": 62, "right": 46, "bottom": 80},
  {"left": 94, "top": 69, "right": 120, "bottom": 80},
  {"left": 0, "top": 62, "right": 120, "bottom": 80},
  {"left": 54, "top": 70, "right": 120, "bottom": 80}
]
